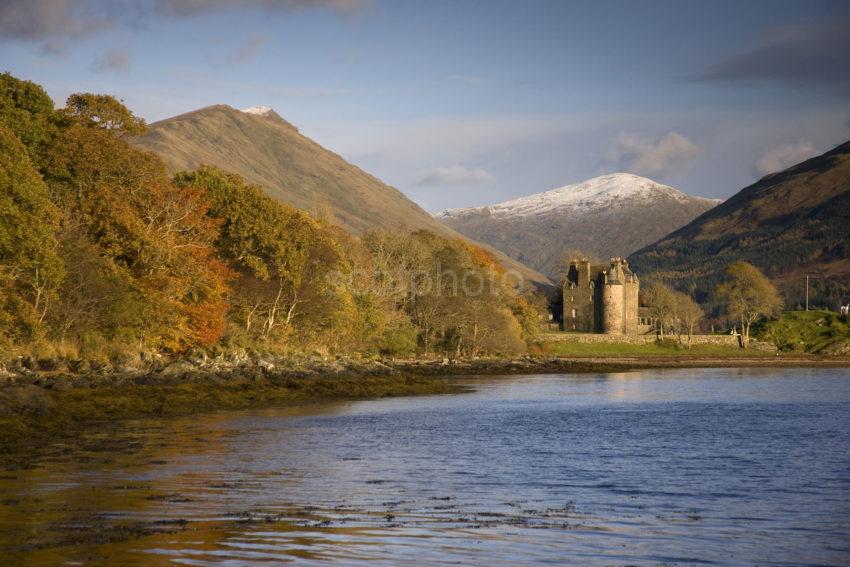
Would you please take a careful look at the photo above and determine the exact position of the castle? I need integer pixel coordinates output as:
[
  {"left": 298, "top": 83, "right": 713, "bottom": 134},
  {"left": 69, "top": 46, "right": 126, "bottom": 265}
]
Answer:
[{"left": 562, "top": 258, "right": 650, "bottom": 335}]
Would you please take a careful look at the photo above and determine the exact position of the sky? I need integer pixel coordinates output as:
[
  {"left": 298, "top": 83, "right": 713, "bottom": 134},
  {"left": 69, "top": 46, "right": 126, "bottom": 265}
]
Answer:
[{"left": 2, "top": 0, "right": 849, "bottom": 212}]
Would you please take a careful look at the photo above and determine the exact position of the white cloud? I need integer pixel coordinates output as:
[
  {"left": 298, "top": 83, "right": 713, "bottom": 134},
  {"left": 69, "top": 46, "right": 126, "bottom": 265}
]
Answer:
[
  {"left": 610, "top": 131, "right": 701, "bottom": 178},
  {"left": 414, "top": 165, "right": 496, "bottom": 187},
  {"left": 755, "top": 141, "right": 818, "bottom": 176},
  {"left": 297, "top": 107, "right": 849, "bottom": 211}
]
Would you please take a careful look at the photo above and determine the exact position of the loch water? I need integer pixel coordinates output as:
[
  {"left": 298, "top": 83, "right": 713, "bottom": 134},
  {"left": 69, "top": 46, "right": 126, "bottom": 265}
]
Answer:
[{"left": 2, "top": 368, "right": 850, "bottom": 565}]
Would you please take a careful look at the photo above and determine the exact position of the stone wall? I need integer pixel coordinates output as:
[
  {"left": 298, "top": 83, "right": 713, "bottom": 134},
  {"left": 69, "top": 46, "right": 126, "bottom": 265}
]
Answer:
[{"left": 541, "top": 332, "right": 776, "bottom": 351}]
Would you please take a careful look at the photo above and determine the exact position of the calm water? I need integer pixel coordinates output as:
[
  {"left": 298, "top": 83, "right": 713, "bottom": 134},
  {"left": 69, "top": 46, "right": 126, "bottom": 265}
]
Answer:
[{"left": 2, "top": 368, "right": 850, "bottom": 565}]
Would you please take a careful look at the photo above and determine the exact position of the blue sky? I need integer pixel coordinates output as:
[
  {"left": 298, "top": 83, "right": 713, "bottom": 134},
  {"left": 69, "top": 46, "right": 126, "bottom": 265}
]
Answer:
[{"left": 2, "top": 0, "right": 849, "bottom": 211}]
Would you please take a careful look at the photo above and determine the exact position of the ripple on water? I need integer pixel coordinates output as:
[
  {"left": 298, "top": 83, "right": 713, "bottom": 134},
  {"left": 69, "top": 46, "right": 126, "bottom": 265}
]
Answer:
[{"left": 1, "top": 368, "right": 849, "bottom": 565}]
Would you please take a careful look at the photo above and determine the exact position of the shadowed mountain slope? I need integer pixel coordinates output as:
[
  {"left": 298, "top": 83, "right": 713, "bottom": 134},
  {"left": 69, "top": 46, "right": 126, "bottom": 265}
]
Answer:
[{"left": 629, "top": 140, "right": 850, "bottom": 305}]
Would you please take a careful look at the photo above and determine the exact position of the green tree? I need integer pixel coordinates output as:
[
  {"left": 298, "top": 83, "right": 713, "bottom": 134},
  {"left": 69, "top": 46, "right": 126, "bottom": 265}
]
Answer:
[
  {"left": 61, "top": 93, "right": 147, "bottom": 135},
  {"left": 0, "top": 124, "right": 63, "bottom": 343},
  {"left": 175, "top": 167, "right": 344, "bottom": 346},
  {"left": 715, "top": 261, "right": 782, "bottom": 348},
  {"left": 0, "top": 72, "right": 59, "bottom": 166}
]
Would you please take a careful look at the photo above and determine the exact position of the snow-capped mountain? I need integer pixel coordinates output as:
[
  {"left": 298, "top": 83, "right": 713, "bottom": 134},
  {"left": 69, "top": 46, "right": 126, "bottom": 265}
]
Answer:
[
  {"left": 437, "top": 173, "right": 717, "bottom": 220},
  {"left": 435, "top": 173, "right": 721, "bottom": 280}
]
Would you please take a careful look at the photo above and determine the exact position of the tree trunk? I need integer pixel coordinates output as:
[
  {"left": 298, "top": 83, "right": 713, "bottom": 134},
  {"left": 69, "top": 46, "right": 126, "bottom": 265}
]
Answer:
[
  {"left": 284, "top": 289, "right": 299, "bottom": 327},
  {"left": 264, "top": 280, "right": 284, "bottom": 337}
]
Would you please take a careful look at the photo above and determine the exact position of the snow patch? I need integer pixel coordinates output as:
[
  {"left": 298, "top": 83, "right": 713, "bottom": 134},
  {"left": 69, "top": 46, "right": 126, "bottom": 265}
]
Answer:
[{"left": 241, "top": 105, "right": 274, "bottom": 117}]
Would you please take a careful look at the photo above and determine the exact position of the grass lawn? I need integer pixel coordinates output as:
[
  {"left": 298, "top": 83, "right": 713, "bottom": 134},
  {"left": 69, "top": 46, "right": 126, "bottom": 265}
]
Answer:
[{"left": 754, "top": 310, "right": 850, "bottom": 353}]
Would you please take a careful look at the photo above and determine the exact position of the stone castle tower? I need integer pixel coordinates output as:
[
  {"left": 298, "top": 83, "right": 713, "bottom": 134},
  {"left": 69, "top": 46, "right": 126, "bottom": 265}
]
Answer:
[{"left": 562, "top": 258, "right": 641, "bottom": 335}]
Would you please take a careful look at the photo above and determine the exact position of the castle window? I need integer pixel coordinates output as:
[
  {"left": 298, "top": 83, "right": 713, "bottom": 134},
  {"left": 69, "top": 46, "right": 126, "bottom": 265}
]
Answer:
[{"left": 571, "top": 309, "right": 576, "bottom": 319}]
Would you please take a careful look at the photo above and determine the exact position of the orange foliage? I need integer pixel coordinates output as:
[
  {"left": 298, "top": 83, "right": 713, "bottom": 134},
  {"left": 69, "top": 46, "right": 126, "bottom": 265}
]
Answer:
[{"left": 455, "top": 239, "right": 504, "bottom": 274}]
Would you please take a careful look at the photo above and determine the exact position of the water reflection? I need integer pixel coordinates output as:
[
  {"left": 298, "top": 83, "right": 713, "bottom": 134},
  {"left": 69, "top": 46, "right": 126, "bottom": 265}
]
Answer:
[{"left": 1, "top": 368, "right": 849, "bottom": 565}]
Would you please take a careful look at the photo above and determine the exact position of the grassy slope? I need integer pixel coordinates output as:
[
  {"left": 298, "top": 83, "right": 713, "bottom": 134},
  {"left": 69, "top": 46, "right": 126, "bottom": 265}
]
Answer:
[
  {"left": 132, "top": 105, "right": 550, "bottom": 286},
  {"left": 754, "top": 310, "right": 850, "bottom": 353}
]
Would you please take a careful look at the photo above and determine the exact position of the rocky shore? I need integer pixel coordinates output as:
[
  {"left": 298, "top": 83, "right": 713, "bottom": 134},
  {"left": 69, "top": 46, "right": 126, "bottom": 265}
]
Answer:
[{"left": 2, "top": 351, "right": 848, "bottom": 457}]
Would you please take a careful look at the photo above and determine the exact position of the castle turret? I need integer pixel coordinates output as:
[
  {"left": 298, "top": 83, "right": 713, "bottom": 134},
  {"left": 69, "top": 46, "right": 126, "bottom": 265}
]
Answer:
[{"left": 601, "top": 261, "right": 625, "bottom": 335}]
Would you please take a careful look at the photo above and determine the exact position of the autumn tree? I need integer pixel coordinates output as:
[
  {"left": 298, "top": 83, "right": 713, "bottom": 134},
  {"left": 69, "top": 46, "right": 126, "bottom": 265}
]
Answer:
[
  {"left": 0, "top": 124, "right": 63, "bottom": 344},
  {"left": 62, "top": 93, "right": 147, "bottom": 135},
  {"left": 715, "top": 261, "right": 782, "bottom": 348},
  {"left": 44, "top": 104, "right": 229, "bottom": 351},
  {"left": 394, "top": 232, "right": 529, "bottom": 356},
  {"left": 175, "top": 167, "right": 346, "bottom": 348},
  {"left": 670, "top": 290, "right": 704, "bottom": 348},
  {"left": 643, "top": 283, "right": 677, "bottom": 338},
  {"left": 357, "top": 230, "right": 431, "bottom": 354}
]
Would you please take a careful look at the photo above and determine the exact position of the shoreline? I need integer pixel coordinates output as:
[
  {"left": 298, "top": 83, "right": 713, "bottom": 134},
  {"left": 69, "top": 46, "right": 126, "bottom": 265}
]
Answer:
[{"left": 2, "top": 354, "right": 848, "bottom": 458}]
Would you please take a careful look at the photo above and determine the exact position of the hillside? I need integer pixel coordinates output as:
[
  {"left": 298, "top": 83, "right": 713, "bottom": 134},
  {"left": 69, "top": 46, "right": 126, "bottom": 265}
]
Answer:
[
  {"left": 132, "top": 105, "right": 548, "bottom": 285},
  {"left": 436, "top": 173, "right": 719, "bottom": 280},
  {"left": 629, "top": 140, "right": 850, "bottom": 305},
  {"left": 133, "top": 104, "right": 441, "bottom": 234},
  {"left": 754, "top": 310, "right": 850, "bottom": 354}
]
